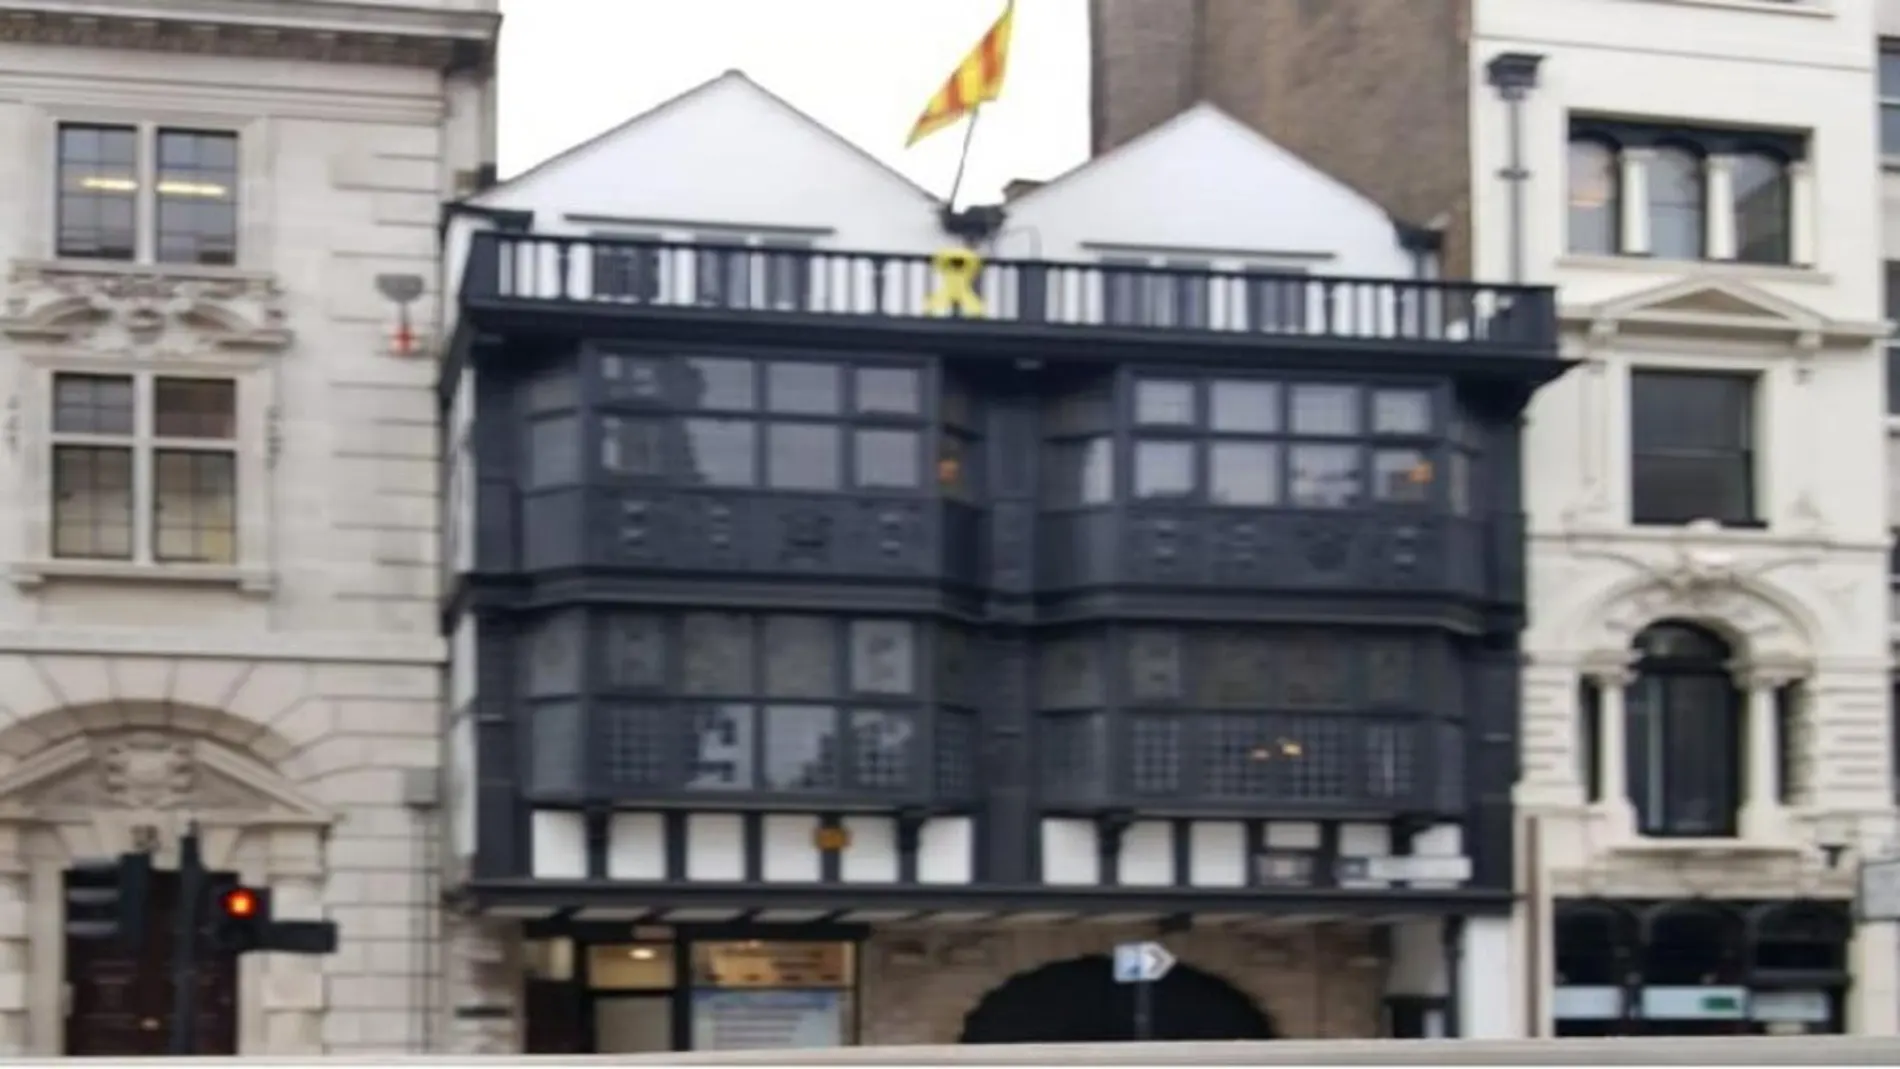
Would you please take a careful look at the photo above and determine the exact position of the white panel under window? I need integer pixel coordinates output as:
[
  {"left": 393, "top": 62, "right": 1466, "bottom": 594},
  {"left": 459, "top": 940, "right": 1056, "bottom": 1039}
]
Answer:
[{"left": 531, "top": 810, "right": 587, "bottom": 878}]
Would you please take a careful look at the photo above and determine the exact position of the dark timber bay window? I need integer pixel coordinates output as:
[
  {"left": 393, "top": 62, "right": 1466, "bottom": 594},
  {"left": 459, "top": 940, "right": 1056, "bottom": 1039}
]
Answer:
[
  {"left": 56, "top": 123, "right": 238, "bottom": 265},
  {"left": 584, "top": 352, "right": 928, "bottom": 493},
  {"left": 521, "top": 610, "right": 975, "bottom": 804},
  {"left": 1038, "top": 626, "right": 1459, "bottom": 813},
  {"left": 1127, "top": 375, "right": 1446, "bottom": 509},
  {"left": 1629, "top": 370, "right": 1757, "bottom": 526},
  {"left": 1565, "top": 117, "right": 1801, "bottom": 265}
]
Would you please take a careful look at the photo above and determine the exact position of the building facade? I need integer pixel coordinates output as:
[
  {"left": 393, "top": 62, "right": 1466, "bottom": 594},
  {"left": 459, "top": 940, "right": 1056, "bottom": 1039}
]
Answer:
[
  {"left": 437, "top": 72, "right": 1567, "bottom": 1052},
  {"left": 1093, "top": 0, "right": 1896, "bottom": 1038},
  {"left": 0, "top": 0, "right": 497, "bottom": 1055}
]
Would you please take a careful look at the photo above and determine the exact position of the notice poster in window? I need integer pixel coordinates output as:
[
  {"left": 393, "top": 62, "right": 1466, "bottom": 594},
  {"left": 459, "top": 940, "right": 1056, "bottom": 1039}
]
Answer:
[{"left": 689, "top": 989, "right": 844, "bottom": 1051}]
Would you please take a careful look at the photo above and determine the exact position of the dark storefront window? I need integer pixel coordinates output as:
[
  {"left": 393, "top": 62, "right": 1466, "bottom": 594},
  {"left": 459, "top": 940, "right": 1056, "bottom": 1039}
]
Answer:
[
  {"left": 1037, "top": 626, "right": 1453, "bottom": 810},
  {"left": 520, "top": 610, "right": 975, "bottom": 804}
]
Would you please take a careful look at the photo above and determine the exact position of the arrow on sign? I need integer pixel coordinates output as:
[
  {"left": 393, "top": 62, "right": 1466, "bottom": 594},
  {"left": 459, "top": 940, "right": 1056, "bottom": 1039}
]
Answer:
[{"left": 1112, "top": 940, "right": 1177, "bottom": 984}]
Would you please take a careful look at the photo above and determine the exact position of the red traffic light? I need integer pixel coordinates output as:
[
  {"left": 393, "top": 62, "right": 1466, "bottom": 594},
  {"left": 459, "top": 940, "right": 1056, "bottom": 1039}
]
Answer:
[{"left": 220, "top": 888, "right": 259, "bottom": 919}]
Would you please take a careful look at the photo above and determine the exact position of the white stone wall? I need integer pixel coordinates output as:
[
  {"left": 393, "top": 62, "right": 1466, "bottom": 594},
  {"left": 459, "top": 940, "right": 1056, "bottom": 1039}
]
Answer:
[
  {"left": 0, "top": 11, "right": 493, "bottom": 1055},
  {"left": 1471, "top": 0, "right": 1896, "bottom": 1036}
]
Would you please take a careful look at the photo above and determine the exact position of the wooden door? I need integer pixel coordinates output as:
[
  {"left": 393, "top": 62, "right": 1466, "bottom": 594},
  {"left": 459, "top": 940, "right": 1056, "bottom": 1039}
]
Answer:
[{"left": 65, "top": 870, "right": 239, "bottom": 1056}]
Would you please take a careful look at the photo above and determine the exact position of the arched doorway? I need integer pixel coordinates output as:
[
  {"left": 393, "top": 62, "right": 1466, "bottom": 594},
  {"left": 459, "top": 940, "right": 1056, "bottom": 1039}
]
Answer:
[{"left": 957, "top": 954, "right": 1276, "bottom": 1043}]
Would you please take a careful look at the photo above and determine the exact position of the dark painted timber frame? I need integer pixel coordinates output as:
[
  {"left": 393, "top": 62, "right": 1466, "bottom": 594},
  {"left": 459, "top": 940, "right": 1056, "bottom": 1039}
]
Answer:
[{"left": 445, "top": 231, "right": 1571, "bottom": 917}]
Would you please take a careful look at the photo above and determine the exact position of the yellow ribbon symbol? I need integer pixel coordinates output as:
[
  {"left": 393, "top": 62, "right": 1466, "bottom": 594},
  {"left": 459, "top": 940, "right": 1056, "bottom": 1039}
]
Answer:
[{"left": 923, "top": 246, "right": 985, "bottom": 318}]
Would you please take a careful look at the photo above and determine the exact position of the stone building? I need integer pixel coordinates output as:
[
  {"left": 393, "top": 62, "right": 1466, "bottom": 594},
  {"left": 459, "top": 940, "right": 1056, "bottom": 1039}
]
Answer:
[
  {"left": 1094, "top": 0, "right": 1896, "bottom": 1037},
  {"left": 437, "top": 71, "right": 1564, "bottom": 1052},
  {"left": 0, "top": 0, "right": 497, "bottom": 1055}
]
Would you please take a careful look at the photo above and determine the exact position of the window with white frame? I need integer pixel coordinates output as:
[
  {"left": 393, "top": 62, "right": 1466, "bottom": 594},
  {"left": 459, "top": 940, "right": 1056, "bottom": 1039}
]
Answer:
[
  {"left": 1566, "top": 117, "right": 1804, "bottom": 265},
  {"left": 55, "top": 123, "right": 239, "bottom": 266},
  {"left": 50, "top": 372, "right": 238, "bottom": 564}
]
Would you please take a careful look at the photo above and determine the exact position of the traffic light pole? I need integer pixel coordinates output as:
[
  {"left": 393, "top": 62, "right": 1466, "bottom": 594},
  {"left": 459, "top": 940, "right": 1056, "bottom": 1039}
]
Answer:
[{"left": 169, "top": 821, "right": 204, "bottom": 1056}]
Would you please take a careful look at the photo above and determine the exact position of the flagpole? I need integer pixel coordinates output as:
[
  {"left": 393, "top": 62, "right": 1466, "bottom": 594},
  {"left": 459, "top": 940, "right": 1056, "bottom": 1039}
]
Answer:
[{"left": 946, "top": 105, "right": 984, "bottom": 212}]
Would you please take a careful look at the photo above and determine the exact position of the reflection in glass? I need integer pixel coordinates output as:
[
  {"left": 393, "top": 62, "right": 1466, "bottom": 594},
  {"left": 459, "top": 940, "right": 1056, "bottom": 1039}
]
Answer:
[
  {"left": 1372, "top": 448, "right": 1433, "bottom": 503},
  {"left": 687, "top": 704, "right": 755, "bottom": 790},
  {"left": 1289, "top": 444, "right": 1361, "bottom": 507},
  {"left": 855, "top": 367, "right": 921, "bottom": 415},
  {"left": 600, "top": 416, "right": 666, "bottom": 477},
  {"left": 683, "top": 419, "right": 756, "bottom": 486},
  {"left": 601, "top": 354, "right": 667, "bottom": 400},
  {"left": 601, "top": 612, "right": 667, "bottom": 689},
  {"left": 527, "top": 415, "right": 580, "bottom": 488},
  {"left": 1126, "top": 628, "right": 1183, "bottom": 702},
  {"left": 850, "top": 709, "right": 914, "bottom": 788},
  {"left": 850, "top": 620, "right": 915, "bottom": 694},
  {"left": 1372, "top": 389, "right": 1432, "bottom": 435},
  {"left": 1732, "top": 153, "right": 1789, "bottom": 265},
  {"left": 1289, "top": 384, "right": 1360, "bottom": 435},
  {"left": 762, "top": 706, "right": 839, "bottom": 789},
  {"left": 1133, "top": 440, "right": 1194, "bottom": 499},
  {"left": 1648, "top": 147, "right": 1705, "bottom": 260},
  {"left": 853, "top": 428, "right": 920, "bottom": 488},
  {"left": 1209, "top": 441, "right": 1280, "bottom": 505},
  {"left": 1210, "top": 380, "right": 1279, "bottom": 432},
  {"left": 767, "top": 424, "right": 840, "bottom": 490},
  {"left": 685, "top": 358, "right": 756, "bottom": 410},
  {"left": 767, "top": 363, "right": 841, "bottom": 415},
  {"left": 1567, "top": 139, "right": 1619, "bottom": 255},
  {"left": 1043, "top": 437, "right": 1113, "bottom": 505}
]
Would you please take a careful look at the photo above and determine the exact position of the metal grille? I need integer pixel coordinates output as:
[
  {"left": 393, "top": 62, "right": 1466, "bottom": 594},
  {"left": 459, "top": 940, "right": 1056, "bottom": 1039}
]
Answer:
[
  {"left": 1038, "top": 713, "right": 1105, "bottom": 801},
  {"left": 1128, "top": 714, "right": 1182, "bottom": 795},
  {"left": 601, "top": 703, "right": 675, "bottom": 788},
  {"left": 934, "top": 709, "right": 977, "bottom": 798},
  {"left": 848, "top": 709, "right": 914, "bottom": 789}
]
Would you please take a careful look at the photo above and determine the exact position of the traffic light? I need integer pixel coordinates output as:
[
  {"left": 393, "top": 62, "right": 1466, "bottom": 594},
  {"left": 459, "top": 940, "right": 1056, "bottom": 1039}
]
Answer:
[
  {"left": 207, "top": 881, "right": 337, "bottom": 956},
  {"left": 63, "top": 851, "right": 151, "bottom": 946}
]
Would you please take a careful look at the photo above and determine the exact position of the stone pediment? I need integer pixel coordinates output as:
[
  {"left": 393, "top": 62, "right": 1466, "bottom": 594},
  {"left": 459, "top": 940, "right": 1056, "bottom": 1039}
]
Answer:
[
  {"left": 2, "top": 260, "right": 292, "bottom": 355},
  {"left": 1559, "top": 276, "right": 1887, "bottom": 350},
  {"left": 0, "top": 731, "right": 331, "bottom": 826}
]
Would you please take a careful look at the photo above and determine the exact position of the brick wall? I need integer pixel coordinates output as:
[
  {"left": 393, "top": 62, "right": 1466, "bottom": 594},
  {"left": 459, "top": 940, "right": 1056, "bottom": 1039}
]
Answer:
[
  {"left": 858, "top": 924, "right": 1385, "bottom": 1044},
  {"left": 1090, "top": 0, "right": 1477, "bottom": 278}
]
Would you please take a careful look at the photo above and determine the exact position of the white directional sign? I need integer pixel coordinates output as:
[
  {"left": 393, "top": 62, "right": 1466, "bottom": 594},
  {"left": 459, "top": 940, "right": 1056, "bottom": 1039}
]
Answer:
[{"left": 1112, "top": 940, "right": 1176, "bottom": 984}]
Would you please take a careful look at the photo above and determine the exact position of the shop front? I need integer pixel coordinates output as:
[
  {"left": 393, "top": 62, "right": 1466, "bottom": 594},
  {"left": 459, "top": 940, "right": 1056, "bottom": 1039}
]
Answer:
[{"left": 1550, "top": 898, "right": 1850, "bottom": 1037}]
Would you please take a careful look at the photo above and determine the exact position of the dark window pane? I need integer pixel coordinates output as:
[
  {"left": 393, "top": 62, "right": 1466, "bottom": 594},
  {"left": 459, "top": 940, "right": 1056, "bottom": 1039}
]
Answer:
[
  {"left": 527, "top": 702, "right": 584, "bottom": 795},
  {"left": 1372, "top": 448, "right": 1434, "bottom": 504},
  {"left": 1888, "top": 341, "right": 1900, "bottom": 417},
  {"left": 56, "top": 123, "right": 138, "bottom": 261},
  {"left": 525, "top": 415, "right": 580, "bottom": 488},
  {"left": 766, "top": 423, "right": 840, "bottom": 489},
  {"left": 523, "top": 612, "right": 585, "bottom": 696},
  {"left": 1568, "top": 139, "right": 1619, "bottom": 255},
  {"left": 1129, "top": 714, "right": 1183, "bottom": 795},
  {"left": 766, "top": 362, "right": 841, "bottom": 415},
  {"left": 1884, "top": 104, "right": 1900, "bottom": 159},
  {"left": 52, "top": 444, "right": 133, "bottom": 559},
  {"left": 1126, "top": 628, "right": 1183, "bottom": 703},
  {"left": 684, "top": 358, "right": 755, "bottom": 410},
  {"left": 855, "top": 367, "right": 921, "bottom": 415},
  {"left": 682, "top": 418, "right": 756, "bottom": 486},
  {"left": 1882, "top": 52, "right": 1900, "bottom": 99},
  {"left": 1041, "top": 437, "right": 1112, "bottom": 505},
  {"left": 153, "top": 449, "right": 237, "bottom": 563},
  {"left": 154, "top": 378, "right": 236, "bottom": 439},
  {"left": 763, "top": 615, "right": 837, "bottom": 698},
  {"left": 52, "top": 373, "right": 134, "bottom": 435},
  {"left": 601, "top": 703, "right": 675, "bottom": 789},
  {"left": 601, "top": 612, "right": 667, "bottom": 689},
  {"left": 1192, "top": 628, "right": 1273, "bottom": 707},
  {"left": 1372, "top": 389, "right": 1433, "bottom": 435},
  {"left": 1732, "top": 154, "right": 1790, "bottom": 265},
  {"left": 1648, "top": 147, "right": 1705, "bottom": 260},
  {"left": 1630, "top": 372, "right": 1752, "bottom": 451},
  {"left": 600, "top": 353, "right": 667, "bottom": 400},
  {"left": 599, "top": 416, "right": 665, "bottom": 478},
  {"left": 1290, "top": 384, "right": 1359, "bottom": 435},
  {"left": 761, "top": 705, "right": 840, "bottom": 790},
  {"left": 155, "top": 129, "right": 239, "bottom": 266},
  {"left": 1038, "top": 634, "right": 1104, "bottom": 708},
  {"left": 1627, "top": 646, "right": 1741, "bottom": 838},
  {"left": 1047, "top": 385, "right": 1113, "bottom": 435},
  {"left": 854, "top": 428, "right": 920, "bottom": 489},
  {"left": 681, "top": 612, "right": 753, "bottom": 694},
  {"left": 1209, "top": 380, "right": 1278, "bottom": 432},
  {"left": 1133, "top": 440, "right": 1194, "bottom": 499},
  {"left": 1209, "top": 441, "right": 1279, "bottom": 505},
  {"left": 1134, "top": 380, "right": 1195, "bottom": 425},
  {"left": 1281, "top": 631, "right": 1353, "bottom": 708},
  {"left": 1289, "top": 444, "right": 1361, "bottom": 508},
  {"left": 1631, "top": 454, "right": 1752, "bottom": 525}
]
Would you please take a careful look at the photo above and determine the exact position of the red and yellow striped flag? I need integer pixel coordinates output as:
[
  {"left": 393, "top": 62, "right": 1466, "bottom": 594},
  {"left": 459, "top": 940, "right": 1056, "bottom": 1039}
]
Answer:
[{"left": 905, "top": 1, "right": 1015, "bottom": 148}]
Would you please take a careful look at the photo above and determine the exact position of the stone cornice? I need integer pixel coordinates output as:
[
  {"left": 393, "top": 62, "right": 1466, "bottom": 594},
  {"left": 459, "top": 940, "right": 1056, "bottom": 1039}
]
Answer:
[{"left": 0, "top": 0, "right": 499, "bottom": 71}]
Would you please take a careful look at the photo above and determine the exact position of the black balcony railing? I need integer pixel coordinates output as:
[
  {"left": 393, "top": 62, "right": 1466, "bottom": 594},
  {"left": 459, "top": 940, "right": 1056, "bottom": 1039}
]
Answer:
[{"left": 459, "top": 232, "right": 1560, "bottom": 353}]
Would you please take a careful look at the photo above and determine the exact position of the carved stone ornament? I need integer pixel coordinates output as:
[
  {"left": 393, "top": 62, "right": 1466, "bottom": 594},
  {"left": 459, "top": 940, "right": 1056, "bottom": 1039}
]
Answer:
[
  {"left": 0, "top": 8, "right": 495, "bottom": 72},
  {"left": 94, "top": 731, "right": 197, "bottom": 810},
  {"left": 2, "top": 261, "right": 292, "bottom": 355}
]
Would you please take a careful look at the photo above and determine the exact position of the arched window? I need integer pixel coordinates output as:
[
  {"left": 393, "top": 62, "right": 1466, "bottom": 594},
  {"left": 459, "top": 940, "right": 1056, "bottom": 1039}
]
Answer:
[
  {"left": 1627, "top": 621, "right": 1740, "bottom": 837},
  {"left": 1567, "top": 138, "right": 1620, "bottom": 254},
  {"left": 1732, "top": 151, "right": 1791, "bottom": 265},
  {"left": 1648, "top": 146, "right": 1706, "bottom": 260}
]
